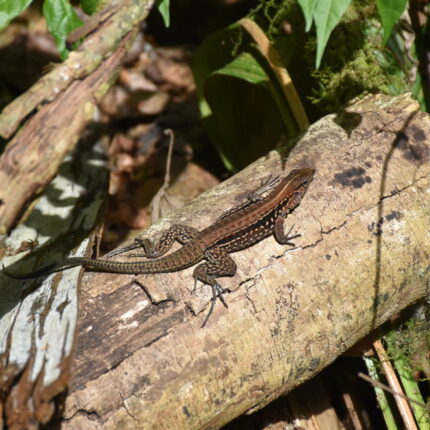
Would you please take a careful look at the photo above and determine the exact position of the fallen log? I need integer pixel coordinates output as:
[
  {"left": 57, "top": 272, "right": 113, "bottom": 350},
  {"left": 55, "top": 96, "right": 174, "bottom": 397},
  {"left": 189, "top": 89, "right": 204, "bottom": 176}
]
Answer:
[{"left": 60, "top": 93, "right": 429, "bottom": 429}]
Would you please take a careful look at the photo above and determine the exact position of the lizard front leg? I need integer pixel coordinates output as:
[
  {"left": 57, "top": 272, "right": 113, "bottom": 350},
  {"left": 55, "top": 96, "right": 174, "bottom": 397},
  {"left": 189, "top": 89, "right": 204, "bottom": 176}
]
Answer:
[
  {"left": 193, "top": 247, "right": 237, "bottom": 327},
  {"left": 274, "top": 213, "right": 300, "bottom": 246},
  {"left": 247, "top": 174, "right": 280, "bottom": 202},
  {"left": 217, "top": 175, "right": 280, "bottom": 222}
]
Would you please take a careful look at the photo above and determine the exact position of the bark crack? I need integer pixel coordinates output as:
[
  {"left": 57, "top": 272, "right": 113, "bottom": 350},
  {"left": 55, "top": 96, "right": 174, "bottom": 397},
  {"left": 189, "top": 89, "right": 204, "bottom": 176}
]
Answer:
[
  {"left": 65, "top": 407, "right": 102, "bottom": 423},
  {"left": 121, "top": 393, "right": 139, "bottom": 423},
  {"left": 352, "top": 114, "right": 401, "bottom": 143},
  {"left": 134, "top": 280, "right": 176, "bottom": 306},
  {"left": 319, "top": 173, "right": 428, "bottom": 237}
]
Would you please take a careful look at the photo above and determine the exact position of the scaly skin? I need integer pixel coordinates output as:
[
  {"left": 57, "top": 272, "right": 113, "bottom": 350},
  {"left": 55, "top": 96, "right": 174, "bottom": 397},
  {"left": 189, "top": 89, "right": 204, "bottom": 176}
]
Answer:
[{"left": 5, "top": 168, "right": 315, "bottom": 326}]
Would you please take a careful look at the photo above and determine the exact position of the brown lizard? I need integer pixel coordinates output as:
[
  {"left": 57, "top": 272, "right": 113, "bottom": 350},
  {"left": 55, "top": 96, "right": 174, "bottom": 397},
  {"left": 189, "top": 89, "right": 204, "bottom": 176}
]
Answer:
[{"left": 5, "top": 168, "right": 314, "bottom": 326}]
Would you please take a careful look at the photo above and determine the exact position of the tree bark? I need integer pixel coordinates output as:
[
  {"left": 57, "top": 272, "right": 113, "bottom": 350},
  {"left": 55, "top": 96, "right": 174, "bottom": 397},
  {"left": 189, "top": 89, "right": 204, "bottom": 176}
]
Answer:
[
  {"left": 0, "top": 1, "right": 155, "bottom": 428},
  {"left": 0, "top": 0, "right": 155, "bottom": 234},
  {"left": 0, "top": 139, "right": 108, "bottom": 429},
  {"left": 59, "top": 93, "right": 429, "bottom": 429}
]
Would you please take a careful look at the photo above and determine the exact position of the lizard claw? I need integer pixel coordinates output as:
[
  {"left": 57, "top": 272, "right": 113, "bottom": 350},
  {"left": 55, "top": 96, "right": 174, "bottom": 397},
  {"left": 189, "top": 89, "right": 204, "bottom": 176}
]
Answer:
[
  {"left": 261, "top": 174, "right": 280, "bottom": 189},
  {"left": 215, "top": 283, "right": 228, "bottom": 308},
  {"left": 201, "top": 282, "right": 228, "bottom": 328},
  {"left": 105, "top": 243, "right": 142, "bottom": 258},
  {"left": 248, "top": 175, "right": 281, "bottom": 202},
  {"left": 192, "top": 277, "right": 199, "bottom": 294}
]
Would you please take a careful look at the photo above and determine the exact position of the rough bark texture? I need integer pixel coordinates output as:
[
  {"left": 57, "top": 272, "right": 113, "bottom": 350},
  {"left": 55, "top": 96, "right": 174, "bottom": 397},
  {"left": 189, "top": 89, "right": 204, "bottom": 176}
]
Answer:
[
  {"left": 0, "top": 0, "right": 155, "bottom": 234},
  {"left": 0, "top": 0, "right": 153, "bottom": 140},
  {"left": 60, "top": 93, "right": 429, "bottom": 429},
  {"left": 0, "top": 141, "right": 108, "bottom": 430},
  {"left": 0, "top": 1, "right": 155, "bottom": 428}
]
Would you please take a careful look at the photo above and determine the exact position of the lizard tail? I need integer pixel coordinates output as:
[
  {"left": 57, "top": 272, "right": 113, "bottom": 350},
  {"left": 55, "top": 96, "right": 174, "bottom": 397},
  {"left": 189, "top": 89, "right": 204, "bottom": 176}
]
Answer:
[
  {"left": 3, "top": 259, "right": 84, "bottom": 279},
  {"left": 3, "top": 254, "right": 197, "bottom": 279},
  {"left": 3, "top": 257, "right": 148, "bottom": 279}
]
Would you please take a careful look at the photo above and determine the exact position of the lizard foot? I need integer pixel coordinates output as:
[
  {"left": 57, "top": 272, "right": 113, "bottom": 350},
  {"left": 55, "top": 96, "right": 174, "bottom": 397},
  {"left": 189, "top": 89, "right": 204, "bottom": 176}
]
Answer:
[{"left": 201, "top": 282, "right": 228, "bottom": 328}]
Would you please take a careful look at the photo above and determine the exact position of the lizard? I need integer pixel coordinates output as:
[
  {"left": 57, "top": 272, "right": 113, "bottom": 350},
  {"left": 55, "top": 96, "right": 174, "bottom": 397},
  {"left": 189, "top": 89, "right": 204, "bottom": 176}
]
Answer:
[{"left": 4, "top": 168, "right": 315, "bottom": 326}]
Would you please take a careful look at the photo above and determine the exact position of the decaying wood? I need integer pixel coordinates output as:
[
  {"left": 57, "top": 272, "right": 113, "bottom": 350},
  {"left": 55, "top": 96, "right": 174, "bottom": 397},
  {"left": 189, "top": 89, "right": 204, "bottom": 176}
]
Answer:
[
  {"left": 57, "top": 93, "right": 428, "bottom": 429},
  {"left": 0, "top": 140, "right": 109, "bottom": 429},
  {"left": 0, "top": 33, "right": 130, "bottom": 234},
  {"left": 0, "top": 0, "right": 154, "bottom": 140},
  {"left": 0, "top": 0, "right": 155, "bottom": 235},
  {"left": 0, "top": 1, "right": 156, "bottom": 428}
]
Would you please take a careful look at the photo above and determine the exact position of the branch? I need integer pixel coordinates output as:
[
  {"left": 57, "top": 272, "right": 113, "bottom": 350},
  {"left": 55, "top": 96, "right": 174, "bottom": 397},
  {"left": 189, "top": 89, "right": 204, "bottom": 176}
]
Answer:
[
  {"left": 0, "top": 0, "right": 155, "bottom": 234},
  {"left": 60, "top": 94, "right": 428, "bottom": 428}
]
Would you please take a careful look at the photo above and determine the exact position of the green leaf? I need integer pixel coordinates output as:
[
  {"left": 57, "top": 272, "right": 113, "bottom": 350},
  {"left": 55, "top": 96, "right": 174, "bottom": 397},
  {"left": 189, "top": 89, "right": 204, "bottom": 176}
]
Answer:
[
  {"left": 204, "top": 70, "right": 287, "bottom": 172},
  {"left": 211, "top": 51, "right": 301, "bottom": 137},
  {"left": 156, "top": 0, "right": 170, "bottom": 28},
  {"left": 213, "top": 52, "right": 268, "bottom": 85},
  {"left": 0, "top": 0, "right": 33, "bottom": 31},
  {"left": 313, "top": 0, "right": 352, "bottom": 68},
  {"left": 80, "top": 0, "right": 101, "bottom": 16},
  {"left": 297, "top": 0, "right": 317, "bottom": 32},
  {"left": 377, "top": 0, "right": 408, "bottom": 44},
  {"left": 43, "top": 0, "right": 83, "bottom": 60},
  {"left": 193, "top": 26, "right": 302, "bottom": 171}
]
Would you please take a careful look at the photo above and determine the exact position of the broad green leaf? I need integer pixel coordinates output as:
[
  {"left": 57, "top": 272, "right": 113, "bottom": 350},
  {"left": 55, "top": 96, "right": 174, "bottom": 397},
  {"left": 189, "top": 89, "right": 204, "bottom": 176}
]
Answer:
[
  {"left": 377, "top": 0, "right": 408, "bottom": 44},
  {"left": 156, "top": 0, "right": 170, "bottom": 28},
  {"left": 313, "top": 0, "right": 352, "bottom": 68},
  {"left": 81, "top": 0, "right": 101, "bottom": 15},
  {"left": 193, "top": 26, "right": 238, "bottom": 119},
  {"left": 239, "top": 18, "right": 309, "bottom": 132},
  {"left": 43, "top": 0, "right": 82, "bottom": 60},
  {"left": 213, "top": 52, "right": 268, "bottom": 85},
  {"left": 194, "top": 26, "right": 300, "bottom": 171},
  {"left": 0, "top": 0, "right": 33, "bottom": 31},
  {"left": 204, "top": 72, "right": 287, "bottom": 171},
  {"left": 297, "top": 0, "right": 317, "bottom": 32}
]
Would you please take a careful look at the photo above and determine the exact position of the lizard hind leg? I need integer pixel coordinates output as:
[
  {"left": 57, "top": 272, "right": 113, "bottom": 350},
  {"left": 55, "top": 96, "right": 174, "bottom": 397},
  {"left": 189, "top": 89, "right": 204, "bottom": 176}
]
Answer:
[
  {"left": 130, "top": 224, "right": 200, "bottom": 258},
  {"left": 106, "top": 225, "right": 199, "bottom": 259},
  {"left": 193, "top": 247, "right": 237, "bottom": 327}
]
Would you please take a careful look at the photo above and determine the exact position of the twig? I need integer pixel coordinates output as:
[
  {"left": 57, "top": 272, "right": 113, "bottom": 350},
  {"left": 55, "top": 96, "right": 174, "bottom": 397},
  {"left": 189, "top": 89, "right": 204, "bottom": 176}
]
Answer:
[
  {"left": 150, "top": 129, "right": 175, "bottom": 223},
  {"left": 358, "top": 372, "right": 429, "bottom": 411},
  {"left": 372, "top": 339, "right": 418, "bottom": 429}
]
